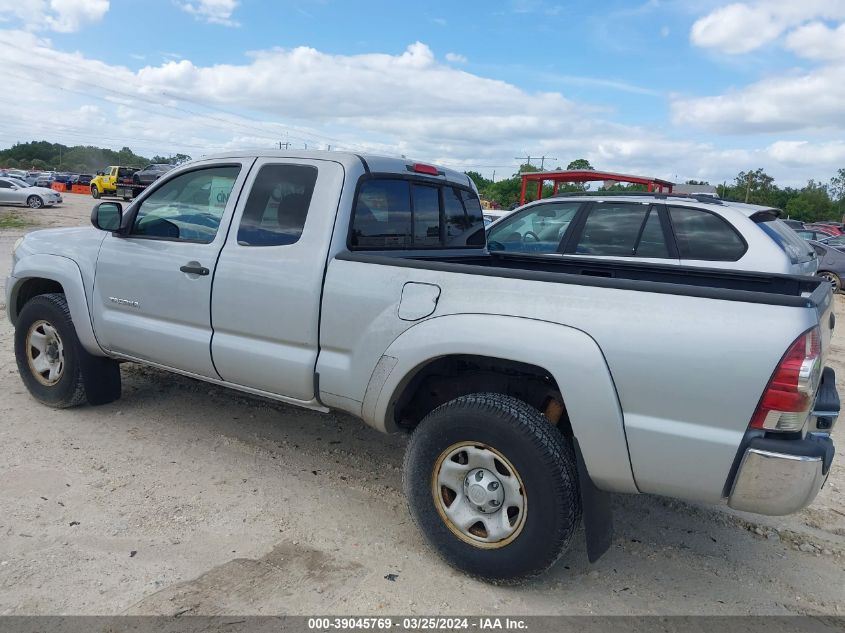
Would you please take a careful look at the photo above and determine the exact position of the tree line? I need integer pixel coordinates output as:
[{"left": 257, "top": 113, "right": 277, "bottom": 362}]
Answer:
[
  {"left": 466, "top": 161, "right": 845, "bottom": 223},
  {"left": 4, "top": 142, "right": 843, "bottom": 223},
  {"left": 0, "top": 141, "right": 191, "bottom": 174}
]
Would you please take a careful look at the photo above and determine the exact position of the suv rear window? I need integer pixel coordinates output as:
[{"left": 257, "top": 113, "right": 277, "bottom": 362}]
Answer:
[
  {"left": 350, "top": 178, "right": 485, "bottom": 249},
  {"left": 757, "top": 219, "right": 815, "bottom": 264},
  {"left": 668, "top": 206, "right": 746, "bottom": 261}
]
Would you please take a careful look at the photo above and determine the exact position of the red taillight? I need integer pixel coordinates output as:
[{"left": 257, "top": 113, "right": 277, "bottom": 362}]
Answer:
[
  {"left": 412, "top": 163, "right": 439, "bottom": 175},
  {"left": 750, "top": 327, "right": 821, "bottom": 432}
]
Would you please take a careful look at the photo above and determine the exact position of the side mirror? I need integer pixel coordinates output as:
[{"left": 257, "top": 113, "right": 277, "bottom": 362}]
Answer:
[{"left": 91, "top": 201, "right": 123, "bottom": 232}]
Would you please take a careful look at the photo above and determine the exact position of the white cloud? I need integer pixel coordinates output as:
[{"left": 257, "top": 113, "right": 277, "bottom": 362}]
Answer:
[
  {"left": 767, "top": 140, "right": 845, "bottom": 165},
  {"left": 177, "top": 0, "right": 239, "bottom": 26},
  {"left": 785, "top": 21, "right": 845, "bottom": 60},
  {"left": 0, "top": 29, "right": 841, "bottom": 187},
  {"left": 0, "top": 0, "right": 109, "bottom": 32},
  {"left": 445, "top": 52, "right": 467, "bottom": 64},
  {"left": 672, "top": 64, "right": 845, "bottom": 133},
  {"left": 678, "top": 3, "right": 845, "bottom": 134},
  {"left": 690, "top": 1, "right": 845, "bottom": 55}
]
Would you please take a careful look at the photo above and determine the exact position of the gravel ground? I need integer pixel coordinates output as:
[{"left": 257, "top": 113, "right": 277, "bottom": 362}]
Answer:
[{"left": 0, "top": 193, "right": 843, "bottom": 616}]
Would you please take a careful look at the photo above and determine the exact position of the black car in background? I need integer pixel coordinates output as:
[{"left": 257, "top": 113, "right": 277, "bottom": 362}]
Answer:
[
  {"left": 69, "top": 174, "right": 93, "bottom": 186},
  {"left": 132, "top": 163, "right": 174, "bottom": 185}
]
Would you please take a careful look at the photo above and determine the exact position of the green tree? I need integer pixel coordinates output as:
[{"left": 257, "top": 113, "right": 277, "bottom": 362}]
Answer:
[
  {"left": 784, "top": 180, "right": 834, "bottom": 223},
  {"left": 830, "top": 168, "right": 845, "bottom": 201},
  {"left": 566, "top": 158, "right": 594, "bottom": 171},
  {"left": 464, "top": 170, "right": 491, "bottom": 192}
]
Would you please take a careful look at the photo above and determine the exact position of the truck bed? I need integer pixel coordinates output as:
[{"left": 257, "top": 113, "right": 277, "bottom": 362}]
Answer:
[{"left": 336, "top": 250, "right": 829, "bottom": 309}]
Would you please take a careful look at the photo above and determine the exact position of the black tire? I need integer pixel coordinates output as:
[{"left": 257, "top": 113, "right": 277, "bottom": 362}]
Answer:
[
  {"left": 26, "top": 195, "right": 43, "bottom": 209},
  {"left": 14, "top": 293, "right": 122, "bottom": 408},
  {"left": 91, "top": 185, "right": 100, "bottom": 199},
  {"left": 403, "top": 393, "right": 580, "bottom": 583},
  {"left": 819, "top": 271, "right": 841, "bottom": 293},
  {"left": 15, "top": 294, "right": 87, "bottom": 408}
]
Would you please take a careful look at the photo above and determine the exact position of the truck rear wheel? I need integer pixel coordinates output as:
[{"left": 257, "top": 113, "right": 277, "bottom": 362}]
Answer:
[
  {"left": 403, "top": 393, "right": 580, "bottom": 583},
  {"left": 14, "top": 294, "right": 120, "bottom": 408}
]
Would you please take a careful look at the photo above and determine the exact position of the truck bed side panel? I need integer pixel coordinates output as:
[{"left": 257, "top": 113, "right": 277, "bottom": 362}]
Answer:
[{"left": 318, "top": 257, "right": 817, "bottom": 503}]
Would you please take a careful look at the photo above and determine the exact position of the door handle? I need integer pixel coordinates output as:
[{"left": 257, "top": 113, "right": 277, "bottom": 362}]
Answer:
[{"left": 180, "top": 264, "right": 209, "bottom": 276}]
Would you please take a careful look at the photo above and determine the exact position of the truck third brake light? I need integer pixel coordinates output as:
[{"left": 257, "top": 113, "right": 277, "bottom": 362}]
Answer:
[
  {"left": 412, "top": 163, "right": 440, "bottom": 175},
  {"left": 750, "top": 327, "right": 821, "bottom": 432}
]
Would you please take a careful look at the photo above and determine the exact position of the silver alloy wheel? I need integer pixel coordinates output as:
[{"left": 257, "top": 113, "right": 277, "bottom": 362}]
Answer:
[
  {"left": 432, "top": 442, "right": 527, "bottom": 548},
  {"left": 26, "top": 320, "right": 65, "bottom": 386},
  {"left": 820, "top": 272, "right": 839, "bottom": 289},
  {"left": 27, "top": 196, "right": 43, "bottom": 209}
]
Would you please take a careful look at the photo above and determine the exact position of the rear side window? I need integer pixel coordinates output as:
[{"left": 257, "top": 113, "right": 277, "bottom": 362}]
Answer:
[
  {"left": 756, "top": 219, "right": 813, "bottom": 264},
  {"left": 350, "top": 178, "right": 484, "bottom": 249},
  {"left": 668, "top": 206, "right": 746, "bottom": 261},
  {"left": 573, "top": 202, "right": 654, "bottom": 257},
  {"left": 237, "top": 164, "right": 318, "bottom": 246}
]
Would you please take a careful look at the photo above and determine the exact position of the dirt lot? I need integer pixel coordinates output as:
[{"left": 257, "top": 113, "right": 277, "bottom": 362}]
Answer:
[{"left": 0, "top": 194, "right": 844, "bottom": 616}]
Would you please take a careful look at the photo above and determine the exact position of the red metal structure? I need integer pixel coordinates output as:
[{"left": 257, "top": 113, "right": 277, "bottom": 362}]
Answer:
[{"left": 519, "top": 170, "right": 674, "bottom": 205}]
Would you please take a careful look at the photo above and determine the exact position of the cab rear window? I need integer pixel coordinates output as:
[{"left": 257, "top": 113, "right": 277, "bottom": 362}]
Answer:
[{"left": 350, "top": 178, "right": 485, "bottom": 249}]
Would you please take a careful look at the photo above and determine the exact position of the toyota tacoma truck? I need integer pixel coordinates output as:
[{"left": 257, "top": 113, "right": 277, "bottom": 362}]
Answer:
[{"left": 6, "top": 151, "right": 839, "bottom": 582}]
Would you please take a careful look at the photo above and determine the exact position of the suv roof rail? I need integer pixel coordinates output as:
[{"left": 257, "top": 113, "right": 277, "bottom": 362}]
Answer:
[{"left": 550, "top": 191, "right": 724, "bottom": 205}]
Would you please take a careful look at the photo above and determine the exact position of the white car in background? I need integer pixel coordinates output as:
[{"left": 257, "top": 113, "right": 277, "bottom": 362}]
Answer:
[
  {"left": 486, "top": 193, "right": 818, "bottom": 275},
  {"left": 0, "top": 177, "right": 62, "bottom": 209}
]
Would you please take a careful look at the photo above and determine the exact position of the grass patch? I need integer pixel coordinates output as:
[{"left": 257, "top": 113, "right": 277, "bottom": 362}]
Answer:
[{"left": 0, "top": 212, "right": 29, "bottom": 229}]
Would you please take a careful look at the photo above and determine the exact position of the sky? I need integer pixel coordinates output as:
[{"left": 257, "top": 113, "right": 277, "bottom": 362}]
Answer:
[{"left": 1, "top": 0, "right": 845, "bottom": 187}]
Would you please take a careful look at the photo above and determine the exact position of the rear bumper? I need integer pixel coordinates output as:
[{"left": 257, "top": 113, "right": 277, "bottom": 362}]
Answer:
[{"left": 728, "top": 433, "right": 835, "bottom": 515}]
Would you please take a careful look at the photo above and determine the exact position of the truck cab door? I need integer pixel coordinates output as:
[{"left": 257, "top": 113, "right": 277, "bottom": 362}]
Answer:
[
  {"left": 210, "top": 157, "right": 344, "bottom": 401},
  {"left": 92, "top": 159, "right": 254, "bottom": 377}
]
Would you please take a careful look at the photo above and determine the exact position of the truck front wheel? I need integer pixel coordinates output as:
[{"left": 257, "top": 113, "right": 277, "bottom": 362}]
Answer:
[
  {"left": 14, "top": 293, "right": 120, "bottom": 408},
  {"left": 403, "top": 393, "right": 581, "bottom": 583},
  {"left": 91, "top": 185, "right": 100, "bottom": 199}
]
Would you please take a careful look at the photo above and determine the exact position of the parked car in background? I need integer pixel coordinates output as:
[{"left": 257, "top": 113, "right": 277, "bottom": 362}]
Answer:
[
  {"left": 482, "top": 207, "right": 512, "bottom": 225},
  {"left": 34, "top": 173, "right": 55, "bottom": 188},
  {"left": 819, "top": 234, "right": 845, "bottom": 252},
  {"left": 781, "top": 219, "right": 805, "bottom": 230},
  {"left": 24, "top": 171, "right": 43, "bottom": 186},
  {"left": 486, "top": 193, "right": 818, "bottom": 275},
  {"left": 0, "top": 176, "right": 62, "bottom": 208},
  {"left": 795, "top": 228, "right": 836, "bottom": 242},
  {"left": 809, "top": 241, "right": 845, "bottom": 291},
  {"left": 2, "top": 169, "right": 27, "bottom": 180},
  {"left": 69, "top": 174, "right": 93, "bottom": 186},
  {"left": 805, "top": 223, "right": 842, "bottom": 236},
  {"left": 132, "top": 163, "right": 174, "bottom": 185}
]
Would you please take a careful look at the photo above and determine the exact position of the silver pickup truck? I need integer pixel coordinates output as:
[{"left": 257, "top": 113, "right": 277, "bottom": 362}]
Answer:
[{"left": 5, "top": 151, "right": 839, "bottom": 582}]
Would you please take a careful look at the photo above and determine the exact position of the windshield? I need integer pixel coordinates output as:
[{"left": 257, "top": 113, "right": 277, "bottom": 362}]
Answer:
[{"left": 487, "top": 202, "right": 580, "bottom": 254}]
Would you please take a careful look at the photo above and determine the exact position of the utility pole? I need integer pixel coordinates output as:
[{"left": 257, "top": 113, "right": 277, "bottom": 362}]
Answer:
[
  {"left": 279, "top": 141, "right": 290, "bottom": 149},
  {"left": 514, "top": 155, "right": 557, "bottom": 170},
  {"left": 538, "top": 155, "right": 557, "bottom": 170},
  {"left": 491, "top": 170, "right": 496, "bottom": 182},
  {"left": 745, "top": 172, "right": 752, "bottom": 203}
]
